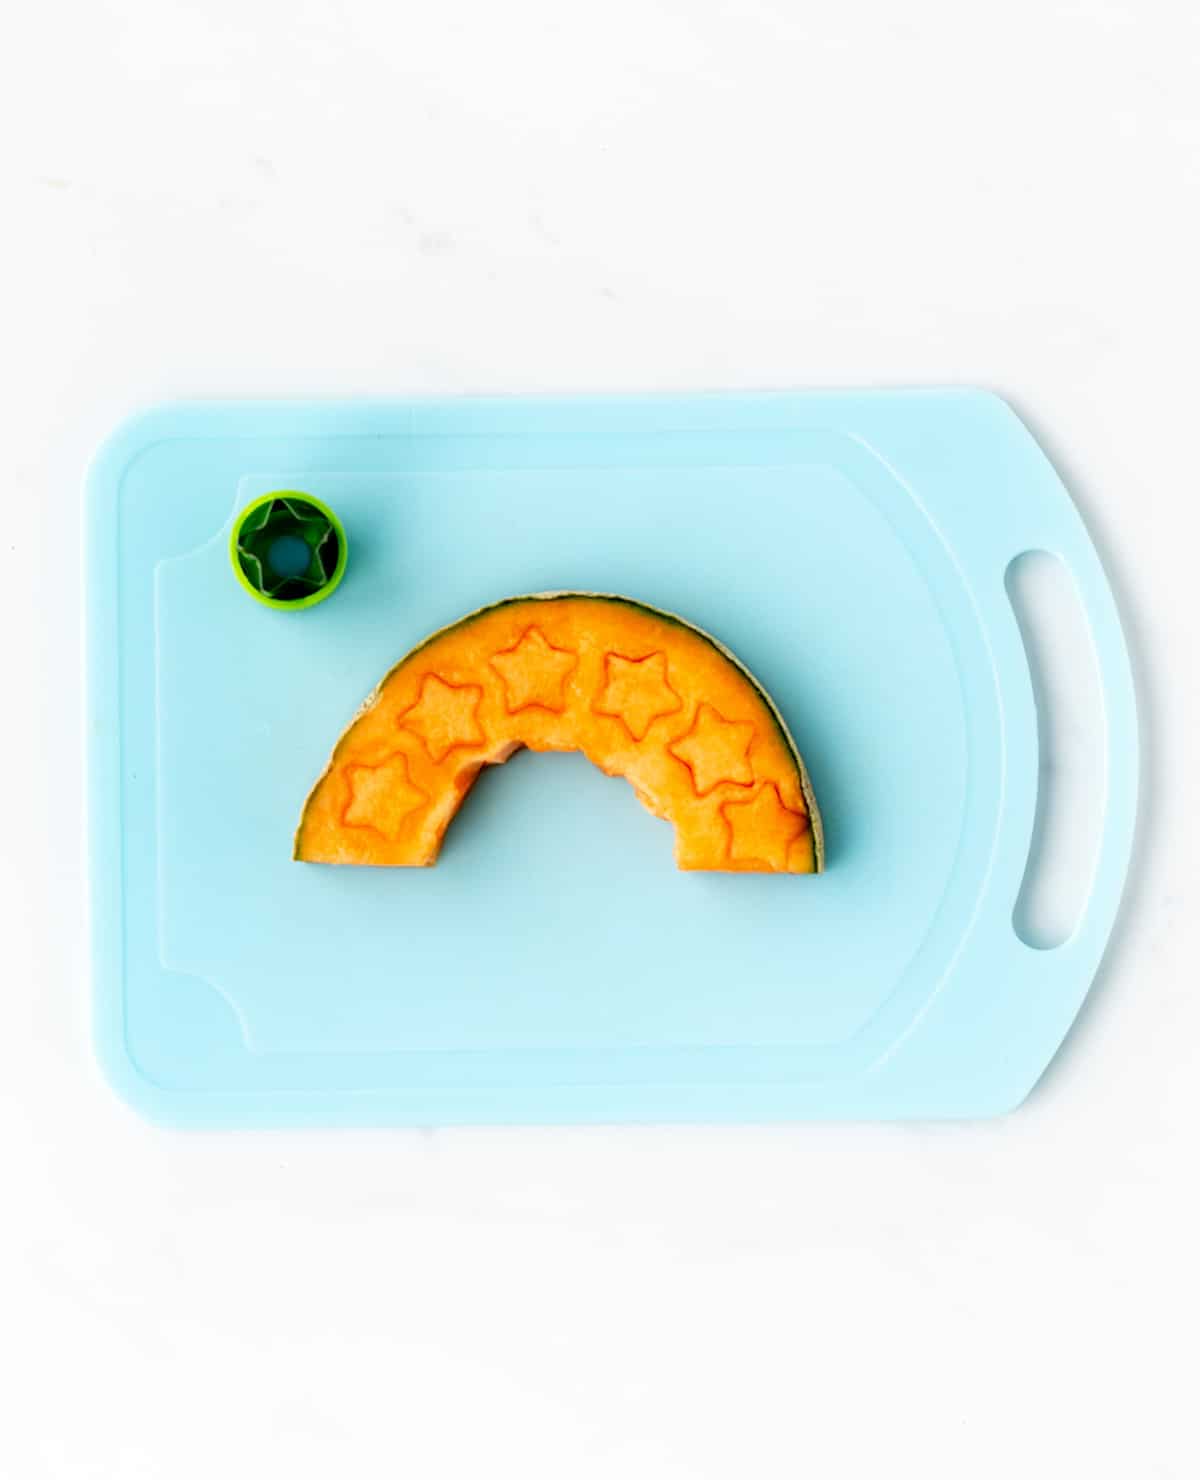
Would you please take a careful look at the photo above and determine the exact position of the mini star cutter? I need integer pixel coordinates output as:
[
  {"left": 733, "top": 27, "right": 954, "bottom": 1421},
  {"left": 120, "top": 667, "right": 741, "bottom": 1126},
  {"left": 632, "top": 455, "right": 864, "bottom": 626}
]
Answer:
[{"left": 230, "top": 491, "right": 348, "bottom": 610}]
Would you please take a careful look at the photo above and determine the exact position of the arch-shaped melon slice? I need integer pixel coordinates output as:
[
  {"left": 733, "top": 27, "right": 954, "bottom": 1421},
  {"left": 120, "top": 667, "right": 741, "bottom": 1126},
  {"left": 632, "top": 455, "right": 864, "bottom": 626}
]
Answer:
[{"left": 295, "top": 593, "right": 824, "bottom": 873}]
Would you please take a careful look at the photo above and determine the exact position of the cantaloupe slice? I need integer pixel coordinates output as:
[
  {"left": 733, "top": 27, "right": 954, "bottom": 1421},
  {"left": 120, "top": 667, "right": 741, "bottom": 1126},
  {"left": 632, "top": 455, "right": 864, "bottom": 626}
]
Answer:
[{"left": 295, "top": 594, "right": 823, "bottom": 873}]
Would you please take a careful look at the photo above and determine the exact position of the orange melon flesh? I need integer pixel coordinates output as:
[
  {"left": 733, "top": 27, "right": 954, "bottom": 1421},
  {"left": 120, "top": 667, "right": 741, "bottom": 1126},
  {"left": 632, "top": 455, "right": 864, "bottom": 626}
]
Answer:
[{"left": 295, "top": 594, "right": 823, "bottom": 873}]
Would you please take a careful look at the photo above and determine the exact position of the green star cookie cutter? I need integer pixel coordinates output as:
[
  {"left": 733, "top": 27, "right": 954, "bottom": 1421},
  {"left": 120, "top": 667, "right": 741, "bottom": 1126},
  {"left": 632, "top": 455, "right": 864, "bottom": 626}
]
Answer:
[{"left": 230, "top": 492, "right": 348, "bottom": 610}]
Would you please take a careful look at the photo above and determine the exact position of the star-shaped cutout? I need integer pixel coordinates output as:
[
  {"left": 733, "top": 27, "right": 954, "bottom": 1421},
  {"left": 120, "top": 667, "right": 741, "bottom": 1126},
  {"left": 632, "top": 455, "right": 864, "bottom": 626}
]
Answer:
[
  {"left": 592, "top": 651, "right": 682, "bottom": 741},
  {"left": 489, "top": 627, "right": 578, "bottom": 713},
  {"left": 720, "top": 783, "right": 809, "bottom": 872},
  {"left": 341, "top": 753, "right": 429, "bottom": 841},
  {"left": 399, "top": 674, "right": 484, "bottom": 762},
  {"left": 668, "top": 703, "right": 756, "bottom": 796}
]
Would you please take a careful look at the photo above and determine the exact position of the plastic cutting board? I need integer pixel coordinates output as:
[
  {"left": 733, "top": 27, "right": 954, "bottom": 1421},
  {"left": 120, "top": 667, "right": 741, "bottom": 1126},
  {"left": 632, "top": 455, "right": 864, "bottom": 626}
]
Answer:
[{"left": 86, "top": 392, "right": 1137, "bottom": 1124}]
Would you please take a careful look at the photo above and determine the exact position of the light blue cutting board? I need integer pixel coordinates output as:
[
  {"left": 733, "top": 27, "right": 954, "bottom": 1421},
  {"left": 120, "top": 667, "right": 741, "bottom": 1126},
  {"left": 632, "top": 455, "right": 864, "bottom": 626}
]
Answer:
[{"left": 86, "top": 392, "right": 1136, "bottom": 1125}]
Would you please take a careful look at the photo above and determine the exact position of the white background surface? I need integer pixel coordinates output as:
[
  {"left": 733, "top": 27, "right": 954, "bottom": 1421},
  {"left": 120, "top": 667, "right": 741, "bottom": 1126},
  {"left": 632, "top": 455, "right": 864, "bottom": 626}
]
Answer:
[{"left": 1, "top": 2, "right": 1196, "bottom": 1476}]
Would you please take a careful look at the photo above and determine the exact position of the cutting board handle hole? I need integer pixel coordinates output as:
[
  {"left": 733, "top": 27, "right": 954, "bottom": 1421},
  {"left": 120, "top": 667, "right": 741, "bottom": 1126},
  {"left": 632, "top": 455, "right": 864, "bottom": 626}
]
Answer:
[{"left": 1006, "top": 551, "right": 1105, "bottom": 950}]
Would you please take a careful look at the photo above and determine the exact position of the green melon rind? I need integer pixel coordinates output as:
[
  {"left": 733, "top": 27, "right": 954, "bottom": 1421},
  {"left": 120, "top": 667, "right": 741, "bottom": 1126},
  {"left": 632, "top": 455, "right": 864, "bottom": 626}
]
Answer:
[{"left": 294, "top": 591, "right": 825, "bottom": 871}]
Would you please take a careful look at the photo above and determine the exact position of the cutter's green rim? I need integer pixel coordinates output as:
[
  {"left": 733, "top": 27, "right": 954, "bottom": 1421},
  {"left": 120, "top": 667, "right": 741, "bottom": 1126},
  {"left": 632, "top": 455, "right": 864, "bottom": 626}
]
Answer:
[{"left": 229, "top": 491, "right": 349, "bottom": 611}]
